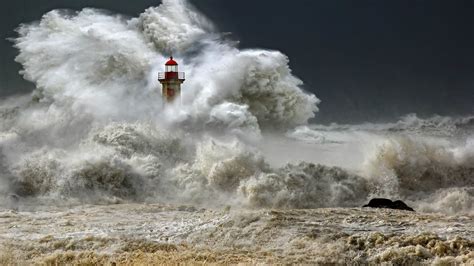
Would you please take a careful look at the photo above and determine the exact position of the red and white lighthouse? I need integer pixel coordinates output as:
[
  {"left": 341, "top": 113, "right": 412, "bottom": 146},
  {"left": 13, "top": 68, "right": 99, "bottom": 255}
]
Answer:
[{"left": 158, "top": 56, "right": 185, "bottom": 103}]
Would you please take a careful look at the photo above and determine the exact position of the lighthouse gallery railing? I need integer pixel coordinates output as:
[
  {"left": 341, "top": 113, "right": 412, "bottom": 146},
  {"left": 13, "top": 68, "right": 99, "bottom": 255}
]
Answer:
[{"left": 158, "top": 72, "right": 185, "bottom": 80}]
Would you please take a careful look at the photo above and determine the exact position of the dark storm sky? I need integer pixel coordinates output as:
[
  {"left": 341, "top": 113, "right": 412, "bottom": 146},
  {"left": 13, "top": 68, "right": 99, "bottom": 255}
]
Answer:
[{"left": 1, "top": 0, "right": 473, "bottom": 123}]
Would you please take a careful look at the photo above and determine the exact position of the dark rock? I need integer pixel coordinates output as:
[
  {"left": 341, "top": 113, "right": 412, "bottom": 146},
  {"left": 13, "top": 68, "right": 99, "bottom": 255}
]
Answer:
[
  {"left": 363, "top": 198, "right": 415, "bottom": 212},
  {"left": 391, "top": 200, "right": 415, "bottom": 212}
]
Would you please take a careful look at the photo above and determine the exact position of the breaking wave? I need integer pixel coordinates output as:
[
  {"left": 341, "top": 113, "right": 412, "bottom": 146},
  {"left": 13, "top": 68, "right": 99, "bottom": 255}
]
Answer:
[
  {"left": 285, "top": 114, "right": 474, "bottom": 214},
  {"left": 364, "top": 134, "right": 474, "bottom": 214},
  {"left": 1, "top": 0, "right": 320, "bottom": 206},
  {"left": 2, "top": 122, "right": 370, "bottom": 208},
  {"left": 0, "top": 0, "right": 472, "bottom": 215},
  {"left": 13, "top": 0, "right": 318, "bottom": 134},
  {"left": 2, "top": 120, "right": 472, "bottom": 214}
]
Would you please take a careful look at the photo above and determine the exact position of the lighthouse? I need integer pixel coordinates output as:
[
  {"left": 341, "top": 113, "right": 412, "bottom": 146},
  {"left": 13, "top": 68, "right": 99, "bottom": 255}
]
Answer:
[{"left": 158, "top": 56, "right": 185, "bottom": 104}]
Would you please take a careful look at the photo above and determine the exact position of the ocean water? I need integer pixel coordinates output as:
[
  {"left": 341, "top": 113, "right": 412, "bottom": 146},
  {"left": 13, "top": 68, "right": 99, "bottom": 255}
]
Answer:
[{"left": 0, "top": 0, "right": 472, "bottom": 263}]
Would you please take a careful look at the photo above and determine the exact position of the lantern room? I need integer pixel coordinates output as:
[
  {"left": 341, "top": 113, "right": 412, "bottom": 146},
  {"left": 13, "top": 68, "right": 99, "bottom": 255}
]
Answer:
[{"left": 165, "top": 57, "right": 178, "bottom": 72}]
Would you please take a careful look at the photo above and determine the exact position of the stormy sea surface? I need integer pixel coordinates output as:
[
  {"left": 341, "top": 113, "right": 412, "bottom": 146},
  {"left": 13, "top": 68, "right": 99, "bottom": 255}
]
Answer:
[{"left": 0, "top": 0, "right": 473, "bottom": 264}]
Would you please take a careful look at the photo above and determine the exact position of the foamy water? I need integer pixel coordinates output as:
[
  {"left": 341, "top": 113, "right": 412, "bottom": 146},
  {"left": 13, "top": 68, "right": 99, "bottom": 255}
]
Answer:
[
  {"left": 0, "top": 0, "right": 472, "bottom": 263},
  {"left": 0, "top": 204, "right": 472, "bottom": 264}
]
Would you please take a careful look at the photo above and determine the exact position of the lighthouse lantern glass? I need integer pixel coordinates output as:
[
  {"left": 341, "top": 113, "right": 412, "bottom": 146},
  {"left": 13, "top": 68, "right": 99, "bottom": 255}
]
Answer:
[{"left": 166, "top": 65, "right": 178, "bottom": 72}]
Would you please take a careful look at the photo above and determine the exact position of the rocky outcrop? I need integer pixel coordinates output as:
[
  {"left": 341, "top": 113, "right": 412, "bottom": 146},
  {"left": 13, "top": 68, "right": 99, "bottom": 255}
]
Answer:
[{"left": 363, "top": 198, "right": 415, "bottom": 211}]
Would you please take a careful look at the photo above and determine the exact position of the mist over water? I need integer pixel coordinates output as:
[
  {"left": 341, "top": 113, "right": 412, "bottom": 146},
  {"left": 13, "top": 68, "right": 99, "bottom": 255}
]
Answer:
[{"left": 0, "top": 0, "right": 472, "bottom": 215}]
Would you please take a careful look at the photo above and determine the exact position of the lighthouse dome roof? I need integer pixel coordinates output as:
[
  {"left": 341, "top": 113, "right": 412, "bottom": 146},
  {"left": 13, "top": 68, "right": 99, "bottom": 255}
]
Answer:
[{"left": 165, "top": 56, "right": 178, "bottom": 65}]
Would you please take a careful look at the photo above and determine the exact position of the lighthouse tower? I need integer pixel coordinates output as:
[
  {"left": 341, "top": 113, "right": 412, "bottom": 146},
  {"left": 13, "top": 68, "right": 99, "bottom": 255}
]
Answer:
[{"left": 158, "top": 56, "right": 185, "bottom": 103}]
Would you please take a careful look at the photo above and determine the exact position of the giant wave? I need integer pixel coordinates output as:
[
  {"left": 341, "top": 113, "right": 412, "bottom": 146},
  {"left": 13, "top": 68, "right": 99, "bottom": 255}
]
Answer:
[{"left": 0, "top": 0, "right": 472, "bottom": 215}]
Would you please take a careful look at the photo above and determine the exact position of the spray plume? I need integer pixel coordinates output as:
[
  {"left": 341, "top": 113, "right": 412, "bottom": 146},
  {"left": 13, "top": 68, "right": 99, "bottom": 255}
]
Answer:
[{"left": 0, "top": 0, "right": 472, "bottom": 214}]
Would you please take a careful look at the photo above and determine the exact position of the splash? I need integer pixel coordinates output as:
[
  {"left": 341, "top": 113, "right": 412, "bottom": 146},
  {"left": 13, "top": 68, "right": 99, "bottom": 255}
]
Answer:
[
  {"left": 1, "top": 0, "right": 321, "bottom": 207},
  {"left": 136, "top": 0, "right": 215, "bottom": 53},
  {"left": 364, "top": 134, "right": 474, "bottom": 214},
  {"left": 284, "top": 115, "right": 474, "bottom": 214},
  {"left": 2, "top": 122, "right": 371, "bottom": 208},
  {"left": 13, "top": 0, "right": 318, "bottom": 134},
  {"left": 0, "top": 0, "right": 473, "bottom": 215}
]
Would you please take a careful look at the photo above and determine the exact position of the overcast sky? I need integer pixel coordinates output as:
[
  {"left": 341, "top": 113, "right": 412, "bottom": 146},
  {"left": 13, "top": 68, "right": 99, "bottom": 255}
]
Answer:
[{"left": 1, "top": 0, "right": 473, "bottom": 123}]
